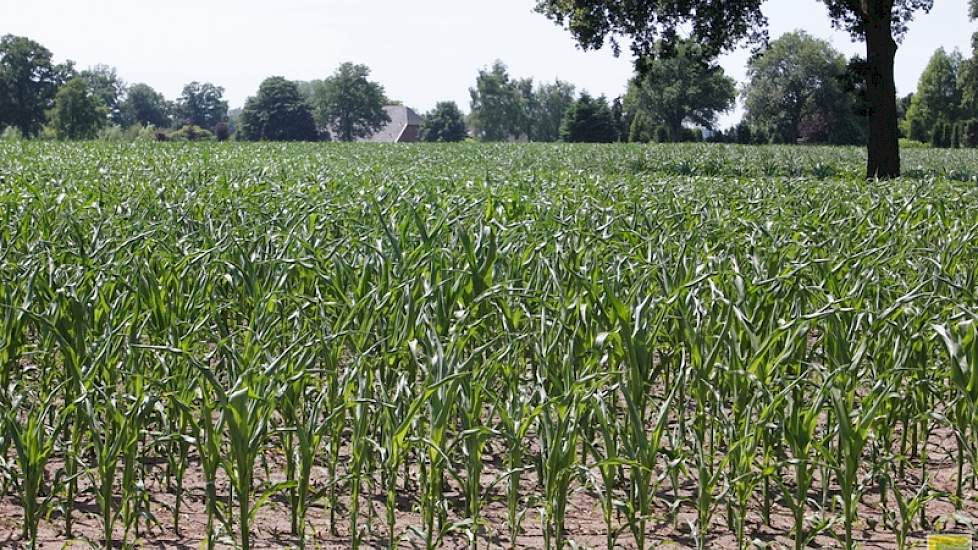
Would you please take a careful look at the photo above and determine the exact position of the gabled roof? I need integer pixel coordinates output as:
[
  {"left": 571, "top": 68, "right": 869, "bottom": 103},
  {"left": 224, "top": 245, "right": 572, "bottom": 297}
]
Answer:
[{"left": 362, "top": 105, "right": 422, "bottom": 143}]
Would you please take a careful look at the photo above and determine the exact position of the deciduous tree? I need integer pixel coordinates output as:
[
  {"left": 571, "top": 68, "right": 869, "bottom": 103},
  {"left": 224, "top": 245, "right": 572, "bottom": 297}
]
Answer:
[
  {"left": 0, "top": 35, "right": 73, "bottom": 137},
  {"left": 532, "top": 79, "right": 576, "bottom": 141},
  {"left": 48, "top": 76, "right": 107, "bottom": 139},
  {"left": 238, "top": 77, "right": 319, "bottom": 141},
  {"left": 469, "top": 61, "right": 524, "bottom": 141},
  {"left": 175, "top": 81, "right": 228, "bottom": 130},
  {"left": 624, "top": 40, "right": 735, "bottom": 142},
  {"left": 534, "top": 0, "right": 937, "bottom": 178},
  {"left": 743, "top": 31, "right": 864, "bottom": 144},
  {"left": 79, "top": 64, "right": 125, "bottom": 124},
  {"left": 421, "top": 101, "right": 468, "bottom": 142},
  {"left": 310, "top": 63, "right": 389, "bottom": 142},
  {"left": 121, "top": 83, "right": 171, "bottom": 128},
  {"left": 905, "top": 48, "right": 962, "bottom": 142}
]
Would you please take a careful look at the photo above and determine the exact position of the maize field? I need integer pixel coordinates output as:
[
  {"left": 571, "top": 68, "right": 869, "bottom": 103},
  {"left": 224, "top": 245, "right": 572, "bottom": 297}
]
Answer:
[{"left": 1, "top": 142, "right": 978, "bottom": 549}]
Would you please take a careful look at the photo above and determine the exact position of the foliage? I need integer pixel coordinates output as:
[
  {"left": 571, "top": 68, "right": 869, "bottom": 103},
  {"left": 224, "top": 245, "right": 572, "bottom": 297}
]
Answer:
[
  {"left": 530, "top": 79, "right": 576, "bottom": 141},
  {"left": 1, "top": 142, "right": 977, "bottom": 550},
  {"left": 238, "top": 77, "right": 318, "bottom": 142},
  {"left": 0, "top": 126, "right": 22, "bottom": 141},
  {"left": 97, "top": 124, "right": 159, "bottom": 142},
  {"left": 175, "top": 81, "right": 228, "bottom": 130},
  {"left": 420, "top": 101, "right": 468, "bottom": 142},
  {"left": 469, "top": 64, "right": 577, "bottom": 142},
  {"left": 559, "top": 92, "right": 616, "bottom": 142},
  {"left": 47, "top": 77, "right": 108, "bottom": 140},
  {"left": 623, "top": 40, "right": 735, "bottom": 142},
  {"left": 168, "top": 124, "right": 214, "bottom": 141},
  {"left": 121, "top": 83, "right": 171, "bottom": 128},
  {"left": 534, "top": 0, "right": 936, "bottom": 177},
  {"left": 469, "top": 61, "right": 525, "bottom": 141},
  {"left": 309, "top": 63, "right": 389, "bottom": 142},
  {"left": 214, "top": 121, "right": 231, "bottom": 142},
  {"left": 744, "top": 31, "right": 865, "bottom": 145},
  {"left": 78, "top": 65, "right": 126, "bottom": 125},
  {"left": 898, "top": 137, "right": 930, "bottom": 148},
  {"left": 0, "top": 34, "right": 74, "bottom": 137},
  {"left": 904, "top": 48, "right": 963, "bottom": 142}
]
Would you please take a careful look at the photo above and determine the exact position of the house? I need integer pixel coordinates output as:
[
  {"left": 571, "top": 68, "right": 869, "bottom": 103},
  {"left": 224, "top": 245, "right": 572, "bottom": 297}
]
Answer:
[{"left": 362, "top": 105, "right": 422, "bottom": 143}]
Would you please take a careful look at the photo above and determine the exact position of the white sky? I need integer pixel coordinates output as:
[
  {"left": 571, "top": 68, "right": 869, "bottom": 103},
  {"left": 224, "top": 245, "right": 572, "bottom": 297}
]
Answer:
[{"left": 2, "top": 0, "right": 974, "bottom": 128}]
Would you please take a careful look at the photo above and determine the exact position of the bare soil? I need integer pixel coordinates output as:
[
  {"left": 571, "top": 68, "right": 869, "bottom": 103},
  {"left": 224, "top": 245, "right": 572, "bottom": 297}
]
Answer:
[{"left": 1, "top": 420, "right": 977, "bottom": 550}]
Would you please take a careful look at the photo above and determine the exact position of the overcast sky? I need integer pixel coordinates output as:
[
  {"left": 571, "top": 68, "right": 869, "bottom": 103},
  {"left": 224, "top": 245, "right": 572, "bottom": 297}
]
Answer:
[{"left": 3, "top": 0, "right": 974, "bottom": 128}]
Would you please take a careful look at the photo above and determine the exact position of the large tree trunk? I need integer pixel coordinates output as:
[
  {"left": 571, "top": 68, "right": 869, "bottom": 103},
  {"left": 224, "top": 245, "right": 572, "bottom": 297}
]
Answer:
[{"left": 864, "top": 15, "right": 901, "bottom": 179}]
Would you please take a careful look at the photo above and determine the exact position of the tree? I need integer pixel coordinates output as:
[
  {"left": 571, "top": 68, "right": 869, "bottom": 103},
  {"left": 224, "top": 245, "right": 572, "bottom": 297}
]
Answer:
[
  {"left": 535, "top": 0, "right": 937, "bottom": 178},
  {"left": 955, "top": 2, "right": 978, "bottom": 118},
  {"left": 515, "top": 77, "right": 537, "bottom": 139},
  {"left": 421, "top": 101, "right": 468, "bottom": 142},
  {"left": 238, "top": 77, "right": 319, "bottom": 142},
  {"left": 48, "top": 76, "right": 107, "bottom": 139},
  {"left": 310, "top": 63, "right": 389, "bottom": 142},
  {"left": 962, "top": 118, "right": 978, "bottom": 147},
  {"left": 175, "top": 81, "right": 228, "bottom": 129},
  {"left": 904, "top": 48, "right": 962, "bottom": 142},
  {"left": 0, "top": 35, "right": 73, "bottom": 137},
  {"left": 469, "top": 61, "right": 524, "bottom": 141},
  {"left": 79, "top": 65, "right": 125, "bottom": 124},
  {"left": 611, "top": 96, "right": 625, "bottom": 141},
  {"left": 121, "top": 83, "right": 171, "bottom": 128},
  {"left": 897, "top": 92, "right": 913, "bottom": 122},
  {"left": 532, "top": 79, "right": 576, "bottom": 141},
  {"left": 623, "top": 40, "right": 735, "bottom": 142},
  {"left": 743, "top": 31, "right": 864, "bottom": 144},
  {"left": 560, "top": 92, "right": 616, "bottom": 143}
]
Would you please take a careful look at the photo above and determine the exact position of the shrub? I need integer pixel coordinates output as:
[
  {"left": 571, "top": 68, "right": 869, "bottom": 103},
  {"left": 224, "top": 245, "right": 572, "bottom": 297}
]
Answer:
[
  {"left": 169, "top": 124, "right": 214, "bottom": 142},
  {"left": 628, "top": 112, "right": 655, "bottom": 143},
  {"left": 654, "top": 125, "right": 670, "bottom": 143},
  {"left": 0, "top": 126, "right": 23, "bottom": 141},
  {"left": 214, "top": 122, "right": 231, "bottom": 142},
  {"left": 98, "top": 125, "right": 126, "bottom": 142},
  {"left": 899, "top": 138, "right": 930, "bottom": 149}
]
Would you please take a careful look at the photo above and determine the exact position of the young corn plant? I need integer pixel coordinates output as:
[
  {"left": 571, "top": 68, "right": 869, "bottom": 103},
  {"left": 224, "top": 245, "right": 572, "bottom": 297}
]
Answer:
[
  {"left": 3, "top": 385, "right": 70, "bottom": 550},
  {"left": 828, "top": 381, "right": 887, "bottom": 550}
]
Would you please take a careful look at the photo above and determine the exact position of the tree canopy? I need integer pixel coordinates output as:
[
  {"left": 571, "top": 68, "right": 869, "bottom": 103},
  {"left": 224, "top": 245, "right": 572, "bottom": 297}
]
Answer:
[
  {"left": 48, "top": 76, "right": 107, "bottom": 140},
  {"left": 623, "top": 40, "right": 735, "bottom": 142},
  {"left": 904, "top": 48, "right": 962, "bottom": 142},
  {"left": 238, "top": 77, "right": 319, "bottom": 142},
  {"left": 560, "top": 92, "right": 616, "bottom": 143},
  {"left": 531, "top": 79, "right": 577, "bottom": 142},
  {"left": 0, "top": 34, "right": 73, "bottom": 137},
  {"left": 175, "top": 81, "right": 228, "bottom": 130},
  {"left": 79, "top": 65, "right": 125, "bottom": 125},
  {"left": 121, "top": 83, "right": 171, "bottom": 128},
  {"left": 534, "top": 0, "right": 937, "bottom": 177},
  {"left": 421, "top": 101, "right": 468, "bottom": 142},
  {"left": 469, "top": 63, "right": 578, "bottom": 142},
  {"left": 743, "top": 31, "right": 865, "bottom": 145},
  {"left": 469, "top": 61, "right": 525, "bottom": 142},
  {"left": 310, "top": 63, "right": 389, "bottom": 142}
]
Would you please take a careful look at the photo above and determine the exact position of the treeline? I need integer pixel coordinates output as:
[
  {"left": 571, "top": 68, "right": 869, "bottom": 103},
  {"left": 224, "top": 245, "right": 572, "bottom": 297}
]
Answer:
[
  {"left": 2, "top": 30, "right": 976, "bottom": 146},
  {"left": 901, "top": 47, "right": 978, "bottom": 148}
]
